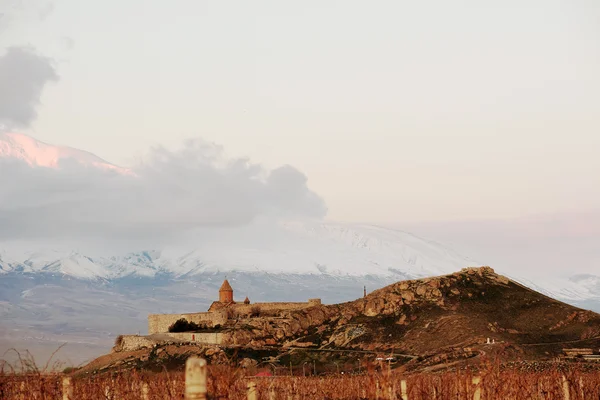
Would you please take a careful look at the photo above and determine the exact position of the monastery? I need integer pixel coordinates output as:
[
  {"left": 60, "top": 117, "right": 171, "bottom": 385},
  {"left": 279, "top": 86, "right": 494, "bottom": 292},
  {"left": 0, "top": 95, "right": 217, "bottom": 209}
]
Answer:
[{"left": 148, "top": 279, "right": 321, "bottom": 335}]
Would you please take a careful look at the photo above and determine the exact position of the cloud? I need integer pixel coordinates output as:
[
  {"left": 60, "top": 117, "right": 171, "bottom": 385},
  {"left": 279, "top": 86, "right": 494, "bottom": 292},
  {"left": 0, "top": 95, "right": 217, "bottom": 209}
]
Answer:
[
  {"left": 0, "top": 46, "right": 58, "bottom": 129},
  {"left": 0, "top": 138, "right": 327, "bottom": 246},
  {"left": 61, "top": 37, "right": 75, "bottom": 50},
  {"left": 0, "top": 1, "right": 53, "bottom": 32},
  {"left": 38, "top": 2, "right": 54, "bottom": 21}
]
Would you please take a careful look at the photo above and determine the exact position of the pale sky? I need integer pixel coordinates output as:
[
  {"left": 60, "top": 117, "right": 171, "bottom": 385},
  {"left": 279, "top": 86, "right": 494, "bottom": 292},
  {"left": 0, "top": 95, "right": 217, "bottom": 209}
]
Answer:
[{"left": 1, "top": 0, "right": 599, "bottom": 224}]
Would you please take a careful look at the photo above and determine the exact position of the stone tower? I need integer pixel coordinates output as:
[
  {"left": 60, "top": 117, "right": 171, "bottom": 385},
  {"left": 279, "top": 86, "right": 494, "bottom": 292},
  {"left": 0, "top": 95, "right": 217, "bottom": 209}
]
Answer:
[{"left": 219, "top": 279, "right": 234, "bottom": 303}]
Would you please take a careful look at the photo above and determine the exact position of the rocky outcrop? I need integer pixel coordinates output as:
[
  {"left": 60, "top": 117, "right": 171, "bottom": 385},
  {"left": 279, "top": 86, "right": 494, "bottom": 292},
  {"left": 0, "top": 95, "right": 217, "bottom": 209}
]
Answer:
[
  {"left": 356, "top": 267, "right": 501, "bottom": 318},
  {"left": 550, "top": 311, "right": 594, "bottom": 331},
  {"left": 223, "top": 305, "right": 338, "bottom": 347}
]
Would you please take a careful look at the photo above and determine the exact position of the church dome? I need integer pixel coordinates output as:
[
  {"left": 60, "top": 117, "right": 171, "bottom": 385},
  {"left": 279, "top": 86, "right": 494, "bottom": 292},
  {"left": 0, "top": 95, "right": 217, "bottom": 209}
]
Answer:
[
  {"left": 219, "top": 279, "right": 233, "bottom": 292},
  {"left": 219, "top": 279, "right": 234, "bottom": 303}
]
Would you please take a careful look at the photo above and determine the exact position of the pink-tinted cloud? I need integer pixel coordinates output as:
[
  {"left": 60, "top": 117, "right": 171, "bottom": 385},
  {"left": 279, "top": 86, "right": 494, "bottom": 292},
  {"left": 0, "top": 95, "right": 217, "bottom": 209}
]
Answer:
[{"left": 0, "top": 136, "right": 327, "bottom": 244}]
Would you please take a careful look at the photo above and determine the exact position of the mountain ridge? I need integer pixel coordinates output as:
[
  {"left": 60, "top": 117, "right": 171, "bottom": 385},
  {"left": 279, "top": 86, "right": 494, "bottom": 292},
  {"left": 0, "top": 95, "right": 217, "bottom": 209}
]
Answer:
[
  {"left": 1, "top": 218, "right": 599, "bottom": 311},
  {"left": 0, "top": 220, "right": 476, "bottom": 279}
]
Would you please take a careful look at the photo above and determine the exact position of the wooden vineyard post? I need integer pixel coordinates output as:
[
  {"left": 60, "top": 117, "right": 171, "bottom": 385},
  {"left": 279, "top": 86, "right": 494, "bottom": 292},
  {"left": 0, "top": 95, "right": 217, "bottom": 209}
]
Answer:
[
  {"left": 400, "top": 379, "right": 408, "bottom": 400},
  {"left": 268, "top": 386, "right": 276, "bottom": 400},
  {"left": 62, "top": 377, "right": 73, "bottom": 400},
  {"left": 562, "top": 376, "right": 570, "bottom": 400},
  {"left": 247, "top": 381, "right": 257, "bottom": 400},
  {"left": 141, "top": 382, "right": 150, "bottom": 400},
  {"left": 185, "top": 356, "right": 208, "bottom": 400},
  {"left": 110, "top": 379, "right": 119, "bottom": 400},
  {"left": 472, "top": 376, "right": 481, "bottom": 400}
]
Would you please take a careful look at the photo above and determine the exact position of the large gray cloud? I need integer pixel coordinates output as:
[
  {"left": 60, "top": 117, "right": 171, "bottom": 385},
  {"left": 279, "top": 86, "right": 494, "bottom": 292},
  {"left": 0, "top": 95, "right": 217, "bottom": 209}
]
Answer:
[
  {"left": 0, "top": 46, "right": 58, "bottom": 129},
  {"left": 0, "top": 138, "right": 327, "bottom": 245}
]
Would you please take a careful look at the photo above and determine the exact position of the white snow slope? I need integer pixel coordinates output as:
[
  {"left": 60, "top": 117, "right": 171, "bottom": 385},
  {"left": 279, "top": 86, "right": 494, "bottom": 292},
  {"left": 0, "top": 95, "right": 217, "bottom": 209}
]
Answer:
[
  {"left": 0, "top": 219, "right": 598, "bottom": 310},
  {"left": 0, "top": 132, "right": 131, "bottom": 174},
  {"left": 0, "top": 220, "right": 476, "bottom": 279}
]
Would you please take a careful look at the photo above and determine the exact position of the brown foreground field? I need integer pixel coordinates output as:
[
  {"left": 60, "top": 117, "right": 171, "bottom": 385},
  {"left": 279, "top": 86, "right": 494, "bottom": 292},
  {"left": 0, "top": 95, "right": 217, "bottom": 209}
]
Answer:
[{"left": 2, "top": 361, "right": 600, "bottom": 399}]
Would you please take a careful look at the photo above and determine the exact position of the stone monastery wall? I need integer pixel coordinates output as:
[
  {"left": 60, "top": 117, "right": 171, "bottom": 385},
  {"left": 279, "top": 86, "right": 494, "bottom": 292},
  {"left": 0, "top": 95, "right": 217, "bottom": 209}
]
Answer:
[
  {"left": 231, "top": 299, "right": 322, "bottom": 314},
  {"left": 146, "top": 277, "right": 322, "bottom": 335},
  {"left": 116, "top": 333, "right": 225, "bottom": 351},
  {"left": 116, "top": 335, "right": 157, "bottom": 352},
  {"left": 164, "top": 332, "right": 224, "bottom": 345},
  {"left": 148, "top": 311, "right": 227, "bottom": 335}
]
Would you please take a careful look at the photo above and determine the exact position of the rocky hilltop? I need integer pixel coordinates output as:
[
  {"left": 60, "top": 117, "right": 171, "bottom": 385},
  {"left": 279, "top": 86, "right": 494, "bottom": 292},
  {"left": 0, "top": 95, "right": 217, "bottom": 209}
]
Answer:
[
  {"left": 82, "top": 267, "right": 600, "bottom": 374},
  {"left": 223, "top": 267, "right": 600, "bottom": 350}
]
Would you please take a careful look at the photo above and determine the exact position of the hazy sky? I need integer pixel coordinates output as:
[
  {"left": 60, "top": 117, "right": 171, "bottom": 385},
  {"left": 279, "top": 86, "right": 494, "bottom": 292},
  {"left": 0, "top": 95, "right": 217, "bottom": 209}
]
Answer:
[{"left": 1, "top": 0, "right": 599, "bottom": 224}]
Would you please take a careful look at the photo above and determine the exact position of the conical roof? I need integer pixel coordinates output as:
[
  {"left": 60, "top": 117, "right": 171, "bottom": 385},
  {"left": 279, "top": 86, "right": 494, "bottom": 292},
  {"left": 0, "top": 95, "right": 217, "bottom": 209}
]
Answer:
[{"left": 219, "top": 279, "right": 233, "bottom": 292}]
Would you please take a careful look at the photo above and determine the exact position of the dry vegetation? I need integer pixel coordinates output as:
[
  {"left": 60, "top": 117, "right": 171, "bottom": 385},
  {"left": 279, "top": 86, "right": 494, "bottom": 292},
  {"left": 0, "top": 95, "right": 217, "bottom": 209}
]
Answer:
[{"left": 2, "top": 354, "right": 600, "bottom": 399}]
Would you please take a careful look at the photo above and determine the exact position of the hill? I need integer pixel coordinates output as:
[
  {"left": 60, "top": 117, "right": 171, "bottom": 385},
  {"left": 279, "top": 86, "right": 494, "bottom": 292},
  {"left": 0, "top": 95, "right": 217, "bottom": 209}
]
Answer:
[
  {"left": 79, "top": 267, "right": 600, "bottom": 374},
  {"left": 224, "top": 267, "right": 600, "bottom": 357},
  {"left": 319, "top": 266, "right": 600, "bottom": 364}
]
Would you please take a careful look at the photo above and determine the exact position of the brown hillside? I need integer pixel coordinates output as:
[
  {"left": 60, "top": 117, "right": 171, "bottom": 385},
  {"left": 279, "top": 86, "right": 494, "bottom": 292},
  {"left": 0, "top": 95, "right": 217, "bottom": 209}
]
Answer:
[
  {"left": 260, "top": 267, "right": 600, "bottom": 360},
  {"left": 80, "top": 267, "right": 600, "bottom": 374}
]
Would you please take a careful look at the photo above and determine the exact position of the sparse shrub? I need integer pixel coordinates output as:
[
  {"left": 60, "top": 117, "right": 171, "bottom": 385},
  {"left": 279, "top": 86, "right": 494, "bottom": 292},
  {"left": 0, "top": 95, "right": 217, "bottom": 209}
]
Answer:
[
  {"left": 113, "top": 335, "right": 124, "bottom": 349},
  {"left": 168, "top": 318, "right": 203, "bottom": 332},
  {"left": 226, "top": 308, "right": 239, "bottom": 320},
  {"left": 250, "top": 305, "right": 261, "bottom": 317}
]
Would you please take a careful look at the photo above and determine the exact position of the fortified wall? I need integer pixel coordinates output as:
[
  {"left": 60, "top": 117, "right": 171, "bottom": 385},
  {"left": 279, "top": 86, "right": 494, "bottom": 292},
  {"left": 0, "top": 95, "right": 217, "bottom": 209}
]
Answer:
[
  {"left": 212, "top": 299, "right": 322, "bottom": 315},
  {"left": 147, "top": 279, "right": 321, "bottom": 335},
  {"left": 234, "top": 299, "right": 321, "bottom": 313},
  {"left": 148, "top": 310, "right": 227, "bottom": 335},
  {"left": 164, "top": 332, "right": 225, "bottom": 345},
  {"left": 115, "top": 332, "right": 225, "bottom": 352}
]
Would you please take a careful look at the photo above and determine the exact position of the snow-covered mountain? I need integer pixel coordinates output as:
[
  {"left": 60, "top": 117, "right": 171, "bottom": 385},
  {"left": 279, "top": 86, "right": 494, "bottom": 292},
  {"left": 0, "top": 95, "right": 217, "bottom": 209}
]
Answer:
[
  {"left": 1, "top": 218, "right": 598, "bottom": 311},
  {"left": 0, "top": 220, "right": 476, "bottom": 279},
  {"left": 0, "top": 132, "right": 131, "bottom": 174},
  {"left": 505, "top": 273, "right": 600, "bottom": 305}
]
